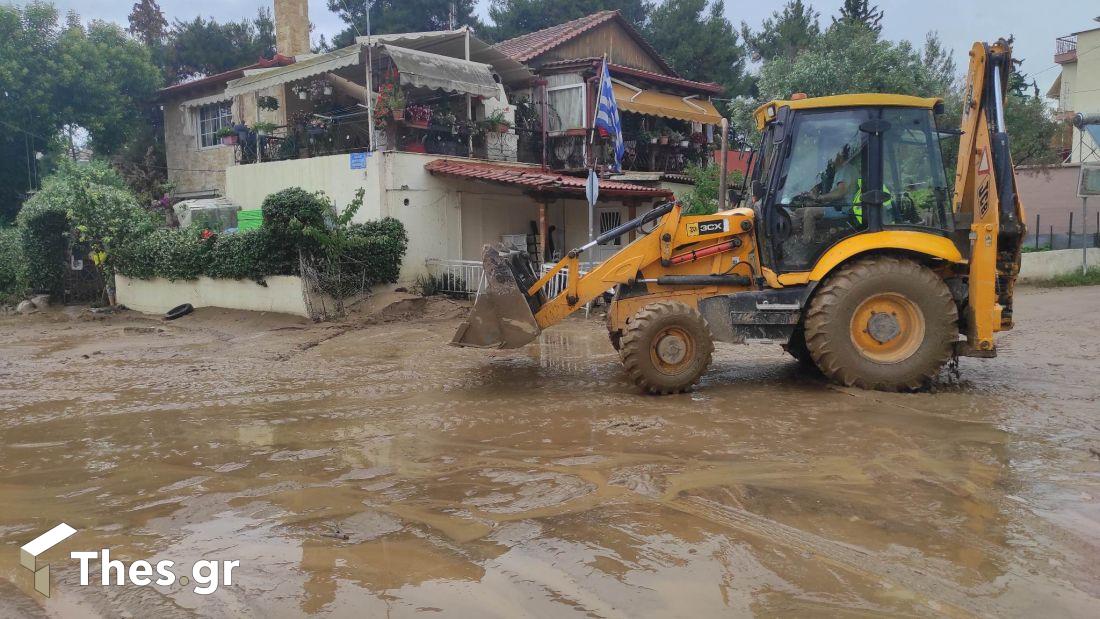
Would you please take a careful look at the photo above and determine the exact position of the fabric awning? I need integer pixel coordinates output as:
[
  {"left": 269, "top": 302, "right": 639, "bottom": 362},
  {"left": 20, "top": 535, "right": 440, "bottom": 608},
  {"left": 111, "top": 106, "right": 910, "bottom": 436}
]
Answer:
[
  {"left": 180, "top": 92, "right": 232, "bottom": 108},
  {"left": 357, "top": 28, "right": 532, "bottom": 86},
  {"left": 224, "top": 45, "right": 362, "bottom": 98},
  {"left": 381, "top": 45, "right": 501, "bottom": 98},
  {"left": 611, "top": 83, "right": 723, "bottom": 124}
]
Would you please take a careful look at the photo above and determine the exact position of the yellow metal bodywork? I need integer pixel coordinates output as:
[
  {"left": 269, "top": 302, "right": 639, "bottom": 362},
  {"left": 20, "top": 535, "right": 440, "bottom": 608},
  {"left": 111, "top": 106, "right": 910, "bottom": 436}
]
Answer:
[
  {"left": 753, "top": 94, "right": 942, "bottom": 129},
  {"left": 525, "top": 206, "right": 759, "bottom": 333},
  {"left": 775, "top": 232, "right": 964, "bottom": 286}
]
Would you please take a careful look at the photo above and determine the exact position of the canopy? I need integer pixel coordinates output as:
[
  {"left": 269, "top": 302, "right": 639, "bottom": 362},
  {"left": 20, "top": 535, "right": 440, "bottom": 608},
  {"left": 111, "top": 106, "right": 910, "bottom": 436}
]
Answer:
[
  {"left": 381, "top": 45, "right": 501, "bottom": 99},
  {"left": 358, "top": 28, "right": 532, "bottom": 86},
  {"left": 611, "top": 83, "right": 723, "bottom": 125},
  {"left": 225, "top": 45, "right": 363, "bottom": 98}
]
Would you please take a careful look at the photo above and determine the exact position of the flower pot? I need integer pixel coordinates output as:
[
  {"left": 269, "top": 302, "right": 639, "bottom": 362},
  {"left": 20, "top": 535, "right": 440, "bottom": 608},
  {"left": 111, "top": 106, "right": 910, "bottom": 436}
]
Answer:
[
  {"left": 392, "top": 108, "right": 405, "bottom": 121},
  {"left": 658, "top": 136, "right": 669, "bottom": 145},
  {"left": 407, "top": 119, "right": 429, "bottom": 129},
  {"left": 649, "top": 137, "right": 658, "bottom": 144},
  {"left": 680, "top": 140, "right": 690, "bottom": 148},
  {"left": 220, "top": 135, "right": 239, "bottom": 146}
]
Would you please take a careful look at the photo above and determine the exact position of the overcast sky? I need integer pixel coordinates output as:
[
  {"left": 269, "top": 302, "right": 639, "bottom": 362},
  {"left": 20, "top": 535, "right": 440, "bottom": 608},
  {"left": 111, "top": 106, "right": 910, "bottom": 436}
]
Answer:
[{"left": 29, "top": 1, "right": 1100, "bottom": 94}]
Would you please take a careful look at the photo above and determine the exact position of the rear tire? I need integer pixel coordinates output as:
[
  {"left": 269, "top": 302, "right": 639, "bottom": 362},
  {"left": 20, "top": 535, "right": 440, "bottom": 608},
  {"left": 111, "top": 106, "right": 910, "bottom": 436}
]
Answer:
[
  {"left": 619, "top": 301, "right": 714, "bottom": 395},
  {"left": 804, "top": 256, "right": 957, "bottom": 391},
  {"left": 783, "top": 328, "right": 814, "bottom": 365}
]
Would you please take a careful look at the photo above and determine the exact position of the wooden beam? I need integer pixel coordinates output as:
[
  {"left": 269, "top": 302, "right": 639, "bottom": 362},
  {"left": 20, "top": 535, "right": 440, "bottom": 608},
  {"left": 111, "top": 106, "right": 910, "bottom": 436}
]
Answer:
[{"left": 538, "top": 200, "right": 549, "bottom": 262}]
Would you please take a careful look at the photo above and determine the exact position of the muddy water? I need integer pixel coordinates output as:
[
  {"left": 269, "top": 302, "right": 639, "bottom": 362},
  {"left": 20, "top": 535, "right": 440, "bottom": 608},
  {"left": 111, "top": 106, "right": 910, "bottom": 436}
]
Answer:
[{"left": 1, "top": 288, "right": 1098, "bottom": 617}]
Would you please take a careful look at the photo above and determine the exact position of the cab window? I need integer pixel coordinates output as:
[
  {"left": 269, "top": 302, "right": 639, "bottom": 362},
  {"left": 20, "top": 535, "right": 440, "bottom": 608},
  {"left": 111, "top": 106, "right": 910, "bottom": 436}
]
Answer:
[
  {"left": 882, "top": 108, "right": 952, "bottom": 233},
  {"left": 771, "top": 108, "right": 870, "bottom": 271}
]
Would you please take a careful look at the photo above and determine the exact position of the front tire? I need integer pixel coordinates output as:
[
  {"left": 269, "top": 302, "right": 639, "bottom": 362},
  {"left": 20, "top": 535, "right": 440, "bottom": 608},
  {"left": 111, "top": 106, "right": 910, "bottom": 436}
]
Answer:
[
  {"left": 619, "top": 301, "right": 714, "bottom": 395},
  {"left": 804, "top": 256, "right": 957, "bottom": 391}
]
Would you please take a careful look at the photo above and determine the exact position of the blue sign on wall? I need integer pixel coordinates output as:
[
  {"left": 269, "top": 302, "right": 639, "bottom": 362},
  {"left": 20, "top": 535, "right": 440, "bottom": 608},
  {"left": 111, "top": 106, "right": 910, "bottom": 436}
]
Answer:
[{"left": 350, "top": 152, "right": 368, "bottom": 170}]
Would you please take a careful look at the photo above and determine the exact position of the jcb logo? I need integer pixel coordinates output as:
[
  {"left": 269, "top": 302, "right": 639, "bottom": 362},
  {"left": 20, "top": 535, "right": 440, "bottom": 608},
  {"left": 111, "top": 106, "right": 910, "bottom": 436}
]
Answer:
[{"left": 686, "top": 219, "right": 727, "bottom": 237}]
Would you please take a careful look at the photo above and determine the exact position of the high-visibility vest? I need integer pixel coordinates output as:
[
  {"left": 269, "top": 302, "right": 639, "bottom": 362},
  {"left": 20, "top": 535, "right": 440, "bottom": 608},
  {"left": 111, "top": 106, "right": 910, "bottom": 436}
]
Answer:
[{"left": 851, "top": 179, "right": 892, "bottom": 225}]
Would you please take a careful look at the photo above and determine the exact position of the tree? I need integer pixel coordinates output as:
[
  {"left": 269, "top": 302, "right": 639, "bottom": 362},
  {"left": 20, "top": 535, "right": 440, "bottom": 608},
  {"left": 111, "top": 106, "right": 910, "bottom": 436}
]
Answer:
[
  {"left": 0, "top": 2, "right": 162, "bottom": 223},
  {"left": 128, "top": 0, "right": 167, "bottom": 46},
  {"left": 833, "top": 0, "right": 883, "bottom": 35},
  {"left": 485, "top": 0, "right": 650, "bottom": 43},
  {"left": 328, "top": 0, "right": 483, "bottom": 48},
  {"left": 643, "top": 0, "right": 747, "bottom": 95},
  {"left": 165, "top": 9, "right": 275, "bottom": 81},
  {"left": 741, "top": 0, "right": 820, "bottom": 62},
  {"left": 756, "top": 23, "right": 949, "bottom": 101}
]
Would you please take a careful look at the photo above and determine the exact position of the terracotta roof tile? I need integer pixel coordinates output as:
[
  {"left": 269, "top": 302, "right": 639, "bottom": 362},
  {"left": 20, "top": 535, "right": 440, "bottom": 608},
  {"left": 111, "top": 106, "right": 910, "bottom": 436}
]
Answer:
[
  {"left": 158, "top": 54, "right": 296, "bottom": 99},
  {"left": 493, "top": 11, "right": 676, "bottom": 76},
  {"left": 424, "top": 159, "right": 673, "bottom": 199}
]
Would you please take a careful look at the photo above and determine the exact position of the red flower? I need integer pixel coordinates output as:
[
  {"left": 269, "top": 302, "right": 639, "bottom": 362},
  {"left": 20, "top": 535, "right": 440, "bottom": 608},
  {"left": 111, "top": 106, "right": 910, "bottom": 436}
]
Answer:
[{"left": 201, "top": 229, "right": 214, "bottom": 240}]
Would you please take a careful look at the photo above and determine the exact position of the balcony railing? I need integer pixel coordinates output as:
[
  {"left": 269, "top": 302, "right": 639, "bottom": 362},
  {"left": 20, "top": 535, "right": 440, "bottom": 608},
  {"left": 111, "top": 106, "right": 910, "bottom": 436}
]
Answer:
[{"left": 1056, "top": 36, "right": 1078, "bottom": 64}]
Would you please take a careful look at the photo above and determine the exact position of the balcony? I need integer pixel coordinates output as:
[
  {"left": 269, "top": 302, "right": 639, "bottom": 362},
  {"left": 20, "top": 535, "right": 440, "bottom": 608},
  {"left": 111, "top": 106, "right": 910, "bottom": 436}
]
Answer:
[{"left": 1056, "top": 36, "right": 1077, "bottom": 64}]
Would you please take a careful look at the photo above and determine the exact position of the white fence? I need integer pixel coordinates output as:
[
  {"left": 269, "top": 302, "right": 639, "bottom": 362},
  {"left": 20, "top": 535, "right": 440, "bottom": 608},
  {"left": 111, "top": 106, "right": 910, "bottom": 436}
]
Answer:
[{"left": 424, "top": 258, "right": 596, "bottom": 298}]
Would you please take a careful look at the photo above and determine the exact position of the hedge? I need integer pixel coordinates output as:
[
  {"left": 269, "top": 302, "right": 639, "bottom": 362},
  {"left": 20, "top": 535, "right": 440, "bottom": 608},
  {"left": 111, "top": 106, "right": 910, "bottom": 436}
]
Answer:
[
  {"left": 0, "top": 227, "right": 26, "bottom": 302},
  {"left": 115, "top": 188, "right": 407, "bottom": 288}
]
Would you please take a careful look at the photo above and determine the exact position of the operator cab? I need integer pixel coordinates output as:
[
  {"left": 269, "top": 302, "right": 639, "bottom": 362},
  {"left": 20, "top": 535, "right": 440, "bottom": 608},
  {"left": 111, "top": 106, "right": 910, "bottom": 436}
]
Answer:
[{"left": 747, "top": 95, "right": 953, "bottom": 274}]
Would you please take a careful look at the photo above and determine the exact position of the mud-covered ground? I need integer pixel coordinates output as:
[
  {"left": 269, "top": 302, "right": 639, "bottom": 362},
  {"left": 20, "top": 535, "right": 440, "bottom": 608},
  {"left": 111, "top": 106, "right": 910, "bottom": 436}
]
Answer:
[{"left": 1, "top": 286, "right": 1098, "bottom": 618}]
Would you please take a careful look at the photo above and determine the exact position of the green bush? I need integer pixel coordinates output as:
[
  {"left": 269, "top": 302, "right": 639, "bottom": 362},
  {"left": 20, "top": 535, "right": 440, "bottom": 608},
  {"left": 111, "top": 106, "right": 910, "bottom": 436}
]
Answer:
[
  {"left": 17, "top": 160, "right": 154, "bottom": 296},
  {"left": 680, "top": 163, "right": 745, "bottom": 215},
  {"left": 16, "top": 200, "right": 68, "bottom": 295},
  {"left": 115, "top": 187, "right": 406, "bottom": 292},
  {"left": 0, "top": 227, "right": 26, "bottom": 302}
]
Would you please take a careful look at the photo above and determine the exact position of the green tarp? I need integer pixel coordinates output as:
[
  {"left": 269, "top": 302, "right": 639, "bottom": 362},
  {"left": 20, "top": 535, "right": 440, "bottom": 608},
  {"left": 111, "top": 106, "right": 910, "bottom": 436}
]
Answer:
[{"left": 236, "top": 209, "right": 263, "bottom": 231}]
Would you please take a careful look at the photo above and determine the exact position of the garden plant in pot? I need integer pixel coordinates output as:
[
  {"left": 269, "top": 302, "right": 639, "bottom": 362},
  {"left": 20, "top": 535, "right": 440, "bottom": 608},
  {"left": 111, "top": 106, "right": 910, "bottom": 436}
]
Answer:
[
  {"left": 217, "top": 126, "right": 238, "bottom": 145},
  {"left": 482, "top": 109, "right": 512, "bottom": 134}
]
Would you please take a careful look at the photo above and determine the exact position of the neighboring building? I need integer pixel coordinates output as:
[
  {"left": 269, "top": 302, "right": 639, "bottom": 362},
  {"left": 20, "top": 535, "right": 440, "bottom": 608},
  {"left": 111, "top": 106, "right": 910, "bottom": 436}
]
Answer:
[
  {"left": 156, "top": 5, "right": 736, "bottom": 284},
  {"left": 1049, "top": 22, "right": 1100, "bottom": 163}
]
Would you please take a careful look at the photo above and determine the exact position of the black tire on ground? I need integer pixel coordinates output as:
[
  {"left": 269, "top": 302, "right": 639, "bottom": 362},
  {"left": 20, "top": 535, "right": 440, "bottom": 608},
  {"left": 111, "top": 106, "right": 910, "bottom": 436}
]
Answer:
[
  {"left": 608, "top": 329, "right": 622, "bottom": 351},
  {"left": 165, "top": 303, "right": 194, "bottom": 320},
  {"left": 783, "top": 328, "right": 814, "bottom": 365},
  {"left": 804, "top": 255, "right": 958, "bottom": 391},
  {"left": 619, "top": 300, "right": 714, "bottom": 395}
]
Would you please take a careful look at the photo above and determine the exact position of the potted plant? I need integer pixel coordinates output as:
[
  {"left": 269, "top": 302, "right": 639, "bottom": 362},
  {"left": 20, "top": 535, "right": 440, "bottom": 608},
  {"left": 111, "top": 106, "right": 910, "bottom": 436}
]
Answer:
[
  {"left": 638, "top": 129, "right": 656, "bottom": 144},
  {"left": 668, "top": 131, "right": 687, "bottom": 147},
  {"left": 252, "top": 121, "right": 278, "bottom": 136},
  {"left": 217, "top": 126, "right": 238, "bottom": 145},
  {"left": 406, "top": 104, "right": 432, "bottom": 129},
  {"left": 258, "top": 95, "right": 280, "bottom": 112},
  {"left": 383, "top": 85, "right": 407, "bottom": 121},
  {"left": 658, "top": 131, "right": 669, "bottom": 145},
  {"left": 482, "top": 109, "right": 512, "bottom": 133}
]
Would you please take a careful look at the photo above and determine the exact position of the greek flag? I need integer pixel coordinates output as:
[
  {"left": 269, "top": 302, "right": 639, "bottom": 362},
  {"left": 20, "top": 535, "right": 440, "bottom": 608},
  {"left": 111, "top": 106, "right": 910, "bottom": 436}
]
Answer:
[{"left": 594, "top": 60, "right": 624, "bottom": 173}]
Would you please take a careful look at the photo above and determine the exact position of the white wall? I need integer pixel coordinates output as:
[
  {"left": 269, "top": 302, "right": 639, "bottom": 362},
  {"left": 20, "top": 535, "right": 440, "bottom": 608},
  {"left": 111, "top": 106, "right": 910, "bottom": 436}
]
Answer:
[
  {"left": 225, "top": 151, "right": 667, "bottom": 278},
  {"left": 116, "top": 275, "right": 310, "bottom": 317},
  {"left": 1019, "top": 248, "right": 1099, "bottom": 282}
]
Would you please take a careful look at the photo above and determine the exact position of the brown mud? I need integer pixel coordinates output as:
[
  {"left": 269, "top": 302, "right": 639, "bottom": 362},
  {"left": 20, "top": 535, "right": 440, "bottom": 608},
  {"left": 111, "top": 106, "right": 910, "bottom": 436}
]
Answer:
[{"left": 1, "top": 287, "right": 1098, "bottom": 617}]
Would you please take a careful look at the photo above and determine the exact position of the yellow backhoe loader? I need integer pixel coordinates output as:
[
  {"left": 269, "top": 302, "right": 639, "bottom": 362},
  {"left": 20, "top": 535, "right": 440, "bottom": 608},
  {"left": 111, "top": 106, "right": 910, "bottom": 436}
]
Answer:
[{"left": 452, "top": 39, "right": 1024, "bottom": 394}]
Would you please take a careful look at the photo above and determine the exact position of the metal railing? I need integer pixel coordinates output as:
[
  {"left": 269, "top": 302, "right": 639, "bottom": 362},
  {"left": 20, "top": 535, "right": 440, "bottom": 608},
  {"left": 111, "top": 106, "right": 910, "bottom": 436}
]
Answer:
[
  {"left": 1056, "top": 36, "right": 1078, "bottom": 56},
  {"left": 424, "top": 257, "right": 597, "bottom": 299}
]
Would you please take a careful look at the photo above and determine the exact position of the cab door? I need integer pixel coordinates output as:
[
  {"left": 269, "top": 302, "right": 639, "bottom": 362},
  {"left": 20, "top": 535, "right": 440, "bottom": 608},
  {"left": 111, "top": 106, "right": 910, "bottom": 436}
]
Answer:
[{"left": 762, "top": 107, "right": 876, "bottom": 273}]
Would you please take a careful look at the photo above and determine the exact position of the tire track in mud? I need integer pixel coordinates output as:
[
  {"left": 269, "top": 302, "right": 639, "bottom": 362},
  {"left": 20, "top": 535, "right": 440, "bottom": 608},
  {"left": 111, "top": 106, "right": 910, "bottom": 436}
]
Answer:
[{"left": 670, "top": 495, "right": 991, "bottom": 617}]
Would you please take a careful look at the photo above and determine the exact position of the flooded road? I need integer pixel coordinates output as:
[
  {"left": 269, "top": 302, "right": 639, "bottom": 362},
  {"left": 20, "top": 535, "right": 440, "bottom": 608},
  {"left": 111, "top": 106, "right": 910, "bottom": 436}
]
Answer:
[{"left": 1, "top": 286, "right": 1098, "bottom": 617}]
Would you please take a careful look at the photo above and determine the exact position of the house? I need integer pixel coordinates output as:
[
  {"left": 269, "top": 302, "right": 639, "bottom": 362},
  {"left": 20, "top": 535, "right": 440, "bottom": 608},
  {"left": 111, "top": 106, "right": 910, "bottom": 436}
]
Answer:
[
  {"left": 1048, "top": 22, "right": 1100, "bottom": 163},
  {"left": 155, "top": 3, "right": 731, "bottom": 289},
  {"left": 1014, "top": 21, "right": 1100, "bottom": 249}
]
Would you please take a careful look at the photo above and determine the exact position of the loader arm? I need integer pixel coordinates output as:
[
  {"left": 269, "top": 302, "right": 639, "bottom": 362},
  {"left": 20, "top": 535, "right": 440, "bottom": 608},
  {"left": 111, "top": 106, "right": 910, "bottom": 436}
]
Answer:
[{"left": 952, "top": 39, "right": 1025, "bottom": 356}]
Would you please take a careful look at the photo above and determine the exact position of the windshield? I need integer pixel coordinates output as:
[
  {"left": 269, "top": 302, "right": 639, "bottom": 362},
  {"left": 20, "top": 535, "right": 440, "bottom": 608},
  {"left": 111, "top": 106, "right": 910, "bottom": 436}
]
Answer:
[{"left": 882, "top": 108, "right": 952, "bottom": 232}]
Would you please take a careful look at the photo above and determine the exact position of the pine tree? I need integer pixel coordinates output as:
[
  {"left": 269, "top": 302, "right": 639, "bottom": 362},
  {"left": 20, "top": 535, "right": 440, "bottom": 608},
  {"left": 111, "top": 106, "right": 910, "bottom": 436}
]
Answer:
[
  {"left": 741, "top": 0, "right": 821, "bottom": 62},
  {"left": 833, "top": 0, "right": 883, "bottom": 35},
  {"left": 127, "top": 0, "right": 167, "bottom": 46}
]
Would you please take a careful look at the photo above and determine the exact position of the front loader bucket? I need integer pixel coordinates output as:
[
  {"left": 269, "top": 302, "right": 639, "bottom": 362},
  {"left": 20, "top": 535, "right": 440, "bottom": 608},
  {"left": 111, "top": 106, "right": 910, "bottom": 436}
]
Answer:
[{"left": 451, "top": 245, "right": 543, "bottom": 349}]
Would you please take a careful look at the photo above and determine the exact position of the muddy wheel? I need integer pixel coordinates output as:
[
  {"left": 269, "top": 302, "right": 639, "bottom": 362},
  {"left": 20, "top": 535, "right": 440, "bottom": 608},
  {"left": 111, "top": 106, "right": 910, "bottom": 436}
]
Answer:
[
  {"left": 804, "top": 256, "right": 958, "bottom": 391},
  {"left": 783, "top": 328, "right": 814, "bottom": 365},
  {"left": 619, "top": 301, "right": 714, "bottom": 395},
  {"left": 608, "top": 329, "right": 622, "bottom": 351}
]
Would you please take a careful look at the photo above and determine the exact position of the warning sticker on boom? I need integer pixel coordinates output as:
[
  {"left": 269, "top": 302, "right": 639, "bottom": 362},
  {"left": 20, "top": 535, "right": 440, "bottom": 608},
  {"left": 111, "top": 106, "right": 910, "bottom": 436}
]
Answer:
[{"left": 686, "top": 219, "right": 729, "bottom": 237}]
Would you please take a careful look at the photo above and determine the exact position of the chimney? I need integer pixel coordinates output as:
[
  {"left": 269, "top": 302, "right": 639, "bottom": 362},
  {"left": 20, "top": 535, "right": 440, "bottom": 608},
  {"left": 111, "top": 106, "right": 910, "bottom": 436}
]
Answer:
[{"left": 274, "top": 0, "right": 310, "bottom": 58}]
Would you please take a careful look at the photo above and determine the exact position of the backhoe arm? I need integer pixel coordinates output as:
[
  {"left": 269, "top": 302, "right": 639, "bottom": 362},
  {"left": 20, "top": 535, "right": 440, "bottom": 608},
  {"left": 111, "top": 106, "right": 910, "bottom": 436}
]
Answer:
[{"left": 953, "top": 39, "right": 1025, "bottom": 355}]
